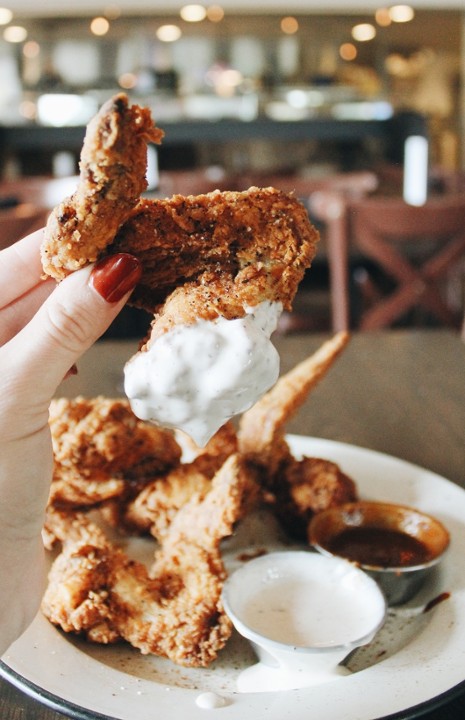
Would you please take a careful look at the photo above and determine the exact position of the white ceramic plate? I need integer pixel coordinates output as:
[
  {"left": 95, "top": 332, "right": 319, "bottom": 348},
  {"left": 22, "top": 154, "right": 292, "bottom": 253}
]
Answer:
[{"left": 2, "top": 436, "right": 465, "bottom": 720}]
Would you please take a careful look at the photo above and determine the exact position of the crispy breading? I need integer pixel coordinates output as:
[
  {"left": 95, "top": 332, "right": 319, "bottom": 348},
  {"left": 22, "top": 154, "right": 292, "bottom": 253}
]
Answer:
[
  {"left": 50, "top": 396, "right": 181, "bottom": 478},
  {"left": 40, "top": 94, "right": 318, "bottom": 327},
  {"left": 120, "top": 460, "right": 213, "bottom": 537},
  {"left": 43, "top": 512, "right": 231, "bottom": 666},
  {"left": 237, "top": 331, "right": 350, "bottom": 467},
  {"left": 42, "top": 454, "right": 256, "bottom": 667},
  {"left": 155, "top": 453, "right": 259, "bottom": 554},
  {"left": 286, "top": 457, "right": 357, "bottom": 514},
  {"left": 48, "top": 397, "right": 181, "bottom": 509},
  {"left": 41, "top": 93, "right": 163, "bottom": 280},
  {"left": 237, "top": 332, "right": 356, "bottom": 539},
  {"left": 48, "top": 469, "right": 126, "bottom": 509},
  {"left": 110, "top": 188, "right": 318, "bottom": 330},
  {"left": 119, "top": 422, "right": 238, "bottom": 539},
  {"left": 270, "top": 456, "right": 358, "bottom": 540}
]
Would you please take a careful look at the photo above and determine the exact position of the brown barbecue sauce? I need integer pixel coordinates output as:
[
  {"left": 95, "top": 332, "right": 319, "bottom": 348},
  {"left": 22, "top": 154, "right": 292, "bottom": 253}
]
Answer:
[{"left": 327, "top": 527, "right": 433, "bottom": 567}]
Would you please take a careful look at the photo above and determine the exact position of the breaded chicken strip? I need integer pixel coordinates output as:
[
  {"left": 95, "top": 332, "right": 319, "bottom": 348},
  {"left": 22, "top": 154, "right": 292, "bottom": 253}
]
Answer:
[
  {"left": 41, "top": 93, "right": 163, "bottom": 280},
  {"left": 116, "top": 422, "right": 238, "bottom": 538},
  {"left": 42, "top": 453, "right": 256, "bottom": 667},
  {"left": 48, "top": 397, "right": 181, "bottom": 508},
  {"left": 237, "top": 332, "right": 357, "bottom": 538},
  {"left": 117, "top": 188, "right": 317, "bottom": 443},
  {"left": 270, "top": 457, "right": 358, "bottom": 540},
  {"left": 40, "top": 93, "right": 318, "bottom": 324},
  {"left": 40, "top": 95, "right": 318, "bottom": 443},
  {"left": 50, "top": 397, "right": 181, "bottom": 477},
  {"left": 42, "top": 511, "right": 231, "bottom": 665},
  {"left": 110, "top": 188, "right": 318, "bottom": 331},
  {"left": 238, "top": 331, "right": 351, "bottom": 470}
]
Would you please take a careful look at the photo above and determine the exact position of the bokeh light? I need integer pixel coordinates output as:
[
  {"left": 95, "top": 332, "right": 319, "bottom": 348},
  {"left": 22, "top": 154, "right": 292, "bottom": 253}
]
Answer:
[
  {"left": 180, "top": 4, "right": 207, "bottom": 22},
  {"left": 90, "top": 17, "right": 110, "bottom": 36},
  {"left": 339, "top": 43, "right": 358, "bottom": 61},
  {"left": 156, "top": 24, "right": 182, "bottom": 42},
  {"left": 351, "top": 23, "right": 376, "bottom": 42},
  {"left": 281, "top": 16, "right": 299, "bottom": 35}
]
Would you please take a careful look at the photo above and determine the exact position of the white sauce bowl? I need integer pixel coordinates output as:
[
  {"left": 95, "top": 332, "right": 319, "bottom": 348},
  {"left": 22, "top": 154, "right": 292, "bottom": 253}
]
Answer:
[{"left": 222, "top": 550, "right": 386, "bottom": 692}]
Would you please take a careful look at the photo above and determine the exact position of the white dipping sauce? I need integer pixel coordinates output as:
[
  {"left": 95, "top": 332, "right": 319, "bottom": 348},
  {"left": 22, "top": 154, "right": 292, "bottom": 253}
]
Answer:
[
  {"left": 222, "top": 551, "right": 386, "bottom": 692},
  {"left": 124, "top": 301, "right": 281, "bottom": 446},
  {"left": 241, "top": 576, "right": 378, "bottom": 647},
  {"left": 195, "top": 692, "right": 228, "bottom": 709}
]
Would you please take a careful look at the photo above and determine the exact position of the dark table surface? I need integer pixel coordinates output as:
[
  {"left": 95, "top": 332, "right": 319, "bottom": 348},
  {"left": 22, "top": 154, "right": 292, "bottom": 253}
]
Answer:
[{"left": 1, "top": 329, "right": 465, "bottom": 719}]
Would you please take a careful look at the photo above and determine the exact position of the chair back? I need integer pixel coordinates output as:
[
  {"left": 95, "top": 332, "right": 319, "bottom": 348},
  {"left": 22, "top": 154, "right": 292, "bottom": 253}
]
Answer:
[
  {"left": 348, "top": 193, "right": 465, "bottom": 330},
  {"left": 350, "top": 194, "right": 465, "bottom": 242}
]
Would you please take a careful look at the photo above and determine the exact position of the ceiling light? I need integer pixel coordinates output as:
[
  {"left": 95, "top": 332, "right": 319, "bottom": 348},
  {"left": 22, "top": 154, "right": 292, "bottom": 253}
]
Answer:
[
  {"left": 156, "top": 24, "right": 182, "bottom": 42},
  {"left": 180, "top": 4, "right": 206, "bottom": 22},
  {"left": 389, "top": 5, "right": 414, "bottom": 22},
  {"left": 375, "top": 8, "right": 392, "bottom": 26},
  {"left": 90, "top": 17, "right": 110, "bottom": 36},
  {"left": 351, "top": 23, "right": 376, "bottom": 42},
  {"left": 0, "top": 7, "right": 12, "bottom": 24},
  {"left": 206, "top": 5, "right": 224, "bottom": 22},
  {"left": 3, "top": 25, "right": 27, "bottom": 42},
  {"left": 339, "top": 43, "right": 357, "bottom": 61},
  {"left": 281, "top": 16, "right": 299, "bottom": 34}
]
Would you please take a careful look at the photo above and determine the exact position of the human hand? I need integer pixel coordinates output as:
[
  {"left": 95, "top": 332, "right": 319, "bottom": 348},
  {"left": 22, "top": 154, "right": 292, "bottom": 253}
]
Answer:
[{"left": 0, "top": 229, "right": 141, "bottom": 654}]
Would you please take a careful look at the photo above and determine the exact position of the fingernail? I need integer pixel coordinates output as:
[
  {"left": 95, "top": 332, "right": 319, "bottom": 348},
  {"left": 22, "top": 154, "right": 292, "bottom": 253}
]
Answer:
[
  {"left": 89, "top": 253, "right": 142, "bottom": 303},
  {"left": 63, "top": 363, "right": 78, "bottom": 380}
]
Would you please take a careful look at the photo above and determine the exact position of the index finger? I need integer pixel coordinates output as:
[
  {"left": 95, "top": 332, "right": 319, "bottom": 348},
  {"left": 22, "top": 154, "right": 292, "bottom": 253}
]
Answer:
[{"left": 0, "top": 229, "right": 50, "bottom": 306}]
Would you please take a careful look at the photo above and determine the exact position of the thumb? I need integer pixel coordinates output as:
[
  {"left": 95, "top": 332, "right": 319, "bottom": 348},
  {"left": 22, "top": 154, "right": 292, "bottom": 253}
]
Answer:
[{"left": 8, "top": 253, "right": 142, "bottom": 400}]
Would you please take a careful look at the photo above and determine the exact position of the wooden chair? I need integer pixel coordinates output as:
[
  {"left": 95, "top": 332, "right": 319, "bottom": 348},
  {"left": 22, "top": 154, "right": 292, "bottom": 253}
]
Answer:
[{"left": 312, "top": 191, "right": 465, "bottom": 331}]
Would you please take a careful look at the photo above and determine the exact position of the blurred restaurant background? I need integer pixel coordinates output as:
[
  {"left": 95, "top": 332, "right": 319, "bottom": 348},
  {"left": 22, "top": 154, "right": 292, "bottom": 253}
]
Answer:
[{"left": 1, "top": 0, "right": 465, "bottom": 335}]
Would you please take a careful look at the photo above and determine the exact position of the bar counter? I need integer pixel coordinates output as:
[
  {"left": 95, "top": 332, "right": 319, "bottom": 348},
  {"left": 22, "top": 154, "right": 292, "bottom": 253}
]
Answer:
[
  {"left": 1, "top": 329, "right": 465, "bottom": 719},
  {"left": 1, "top": 111, "right": 421, "bottom": 177},
  {"left": 0, "top": 115, "right": 392, "bottom": 153}
]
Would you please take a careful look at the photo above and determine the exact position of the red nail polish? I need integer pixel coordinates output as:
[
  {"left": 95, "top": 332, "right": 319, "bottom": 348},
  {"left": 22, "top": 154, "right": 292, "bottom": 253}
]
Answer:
[
  {"left": 90, "top": 253, "right": 142, "bottom": 303},
  {"left": 64, "top": 363, "right": 78, "bottom": 380}
]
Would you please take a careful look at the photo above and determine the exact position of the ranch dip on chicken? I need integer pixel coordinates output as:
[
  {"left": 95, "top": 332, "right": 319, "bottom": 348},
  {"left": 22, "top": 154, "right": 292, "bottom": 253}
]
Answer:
[{"left": 124, "top": 301, "right": 282, "bottom": 446}]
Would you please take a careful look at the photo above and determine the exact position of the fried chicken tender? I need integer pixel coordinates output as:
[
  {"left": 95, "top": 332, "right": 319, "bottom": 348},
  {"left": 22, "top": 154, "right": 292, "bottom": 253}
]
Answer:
[
  {"left": 49, "top": 470, "right": 127, "bottom": 510},
  {"left": 41, "top": 93, "right": 318, "bottom": 328},
  {"left": 118, "top": 422, "right": 238, "bottom": 538},
  {"left": 49, "top": 397, "right": 181, "bottom": 508},
  {"left": 40, "top": 95, "right": 318, "bottom": 445},
  {"left": 41, "top": 93, "right": 163, "bottom": 280},
  {"left": 42, "top": 453, "right": 257, "bottom": 667},
  {"left": 237, "top": 332, "right": 357, "bottom": 539},
  {"left": 238, "top": 331, "right": 351, "bottom": 471},
  {"left": 271, "top": 457, "right": 358, "bottom": 540},
  {"left": 50, "top": 396, "right": 181, "bottom": 477},
  {"left": 42, "top": 332, "right": 358, "bottom": 665},
  {"left": 110, "top": 188, "right": 318, "bottom": 332}
]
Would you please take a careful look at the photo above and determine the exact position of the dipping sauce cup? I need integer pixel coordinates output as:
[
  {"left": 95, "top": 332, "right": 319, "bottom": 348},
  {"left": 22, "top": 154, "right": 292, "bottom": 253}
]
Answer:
[
  {"left": 309, "top": 501, "right": 450, "bottom": 605},
  {"left": 221, "top": 551, "right": 386, "bottom": 692}
]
